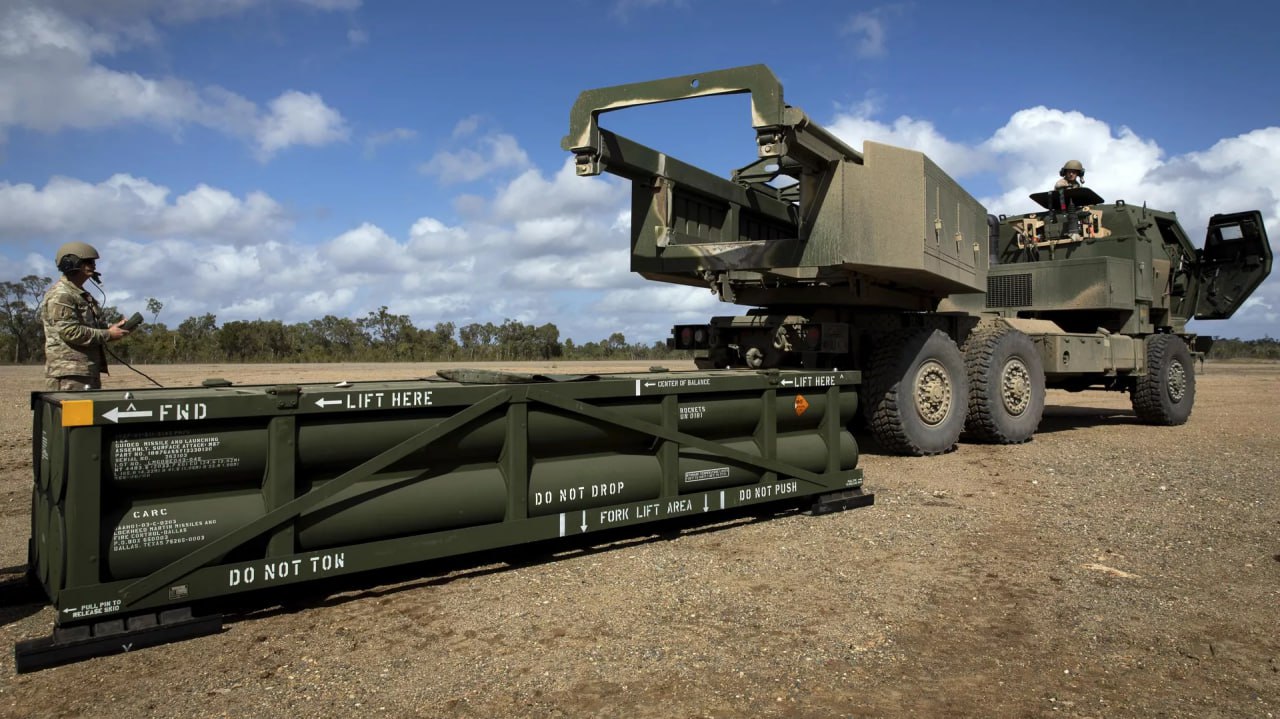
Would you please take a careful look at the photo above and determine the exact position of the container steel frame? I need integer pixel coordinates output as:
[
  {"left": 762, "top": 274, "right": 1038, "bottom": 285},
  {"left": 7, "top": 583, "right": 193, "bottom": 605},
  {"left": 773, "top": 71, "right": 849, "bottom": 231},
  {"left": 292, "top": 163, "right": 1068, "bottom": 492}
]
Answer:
[{"left": 20, "top": 369, "right": 871, "bottom": 671}]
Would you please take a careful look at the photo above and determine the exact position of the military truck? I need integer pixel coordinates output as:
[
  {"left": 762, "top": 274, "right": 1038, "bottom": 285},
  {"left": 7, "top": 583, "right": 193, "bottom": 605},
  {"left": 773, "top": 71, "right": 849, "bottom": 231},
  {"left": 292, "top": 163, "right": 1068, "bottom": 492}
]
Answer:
[{"left": 563, "top": 65, "right": 1273, "bottom": 455}]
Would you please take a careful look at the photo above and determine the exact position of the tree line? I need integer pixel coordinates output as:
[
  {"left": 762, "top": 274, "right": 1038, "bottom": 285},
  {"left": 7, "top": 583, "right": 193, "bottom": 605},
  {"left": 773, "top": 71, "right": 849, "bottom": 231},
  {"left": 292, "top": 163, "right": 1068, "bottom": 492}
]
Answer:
[
  {"left": 0, "top": 275, "right": 685, "bottom": 365},
  {"left": 1203, "top": 336, "right": 1280, "bottom": 361},
  {"left": 5, "top": 273, "right": 1278, "bottom": 365}
]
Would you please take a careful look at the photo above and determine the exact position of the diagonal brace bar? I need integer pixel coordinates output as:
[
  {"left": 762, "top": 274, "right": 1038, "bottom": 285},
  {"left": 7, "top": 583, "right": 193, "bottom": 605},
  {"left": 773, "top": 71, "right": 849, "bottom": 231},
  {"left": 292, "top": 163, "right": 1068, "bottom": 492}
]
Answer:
[{"left": 119, "top": 390, "right": 511, "bottom": 606}]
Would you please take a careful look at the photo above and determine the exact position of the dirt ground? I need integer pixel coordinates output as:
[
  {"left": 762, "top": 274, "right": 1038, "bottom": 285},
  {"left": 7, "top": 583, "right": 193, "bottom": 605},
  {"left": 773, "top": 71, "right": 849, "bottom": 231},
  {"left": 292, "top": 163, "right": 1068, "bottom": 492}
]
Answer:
[{"left": 0, "top": 360, "right": 1276, "bottom": 718}]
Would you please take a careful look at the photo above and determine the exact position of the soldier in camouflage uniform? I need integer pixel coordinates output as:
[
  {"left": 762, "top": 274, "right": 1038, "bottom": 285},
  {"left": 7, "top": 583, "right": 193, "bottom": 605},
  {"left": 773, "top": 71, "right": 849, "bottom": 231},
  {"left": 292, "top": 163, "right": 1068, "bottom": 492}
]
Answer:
[{"left": 39, "top": 242, "right": 131, "bottom": 391}]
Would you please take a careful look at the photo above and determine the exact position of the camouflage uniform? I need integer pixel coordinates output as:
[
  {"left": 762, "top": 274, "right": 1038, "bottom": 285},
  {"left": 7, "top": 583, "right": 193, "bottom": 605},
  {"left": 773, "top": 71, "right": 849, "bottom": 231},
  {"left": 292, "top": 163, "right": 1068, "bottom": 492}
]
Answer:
[{"left": 39, "top": 276, "right": 110, "bottom": 390}]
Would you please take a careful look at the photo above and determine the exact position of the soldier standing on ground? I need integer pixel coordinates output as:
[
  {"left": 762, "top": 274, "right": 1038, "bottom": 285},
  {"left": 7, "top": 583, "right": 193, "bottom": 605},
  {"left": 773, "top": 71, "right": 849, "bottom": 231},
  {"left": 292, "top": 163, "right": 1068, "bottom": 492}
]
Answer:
[
  {"left": 1055, "top": 159, "right": 1085, "bottom": 189},
  {"left": 39, "top": 242, "right": 130, "bottom": 391}
]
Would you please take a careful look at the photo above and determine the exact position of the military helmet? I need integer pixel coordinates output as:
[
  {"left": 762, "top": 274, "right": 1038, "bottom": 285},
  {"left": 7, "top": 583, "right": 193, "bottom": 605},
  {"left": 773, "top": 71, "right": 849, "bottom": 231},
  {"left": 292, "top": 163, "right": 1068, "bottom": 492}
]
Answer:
[
  {"left": 54, "top": 241, "right": 100, "bottom": 273},
  {"left": 1060, "top": 159, "right": 1085, "bottom": 178}
]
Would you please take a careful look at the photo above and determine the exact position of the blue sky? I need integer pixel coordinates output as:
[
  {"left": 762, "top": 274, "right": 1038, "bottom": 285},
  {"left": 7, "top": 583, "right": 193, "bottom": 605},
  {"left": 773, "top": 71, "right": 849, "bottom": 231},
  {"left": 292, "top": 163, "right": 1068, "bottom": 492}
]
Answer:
[{"left": 1, "top": 0, "right": 1277, "bottom": 344}]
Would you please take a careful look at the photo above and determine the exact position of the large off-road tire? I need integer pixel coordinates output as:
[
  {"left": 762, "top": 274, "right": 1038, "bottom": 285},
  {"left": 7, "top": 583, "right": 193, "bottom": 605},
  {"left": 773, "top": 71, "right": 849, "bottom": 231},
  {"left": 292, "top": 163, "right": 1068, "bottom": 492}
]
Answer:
[
  {"left": 1131, "top": 334, "right": 1195, "bottom": 425},
  {"left": 863, "top": 329, "right": 968, "bottom": 456},
  {"left": 962, "top": 324, "right": 1045, "bottom": 444}
]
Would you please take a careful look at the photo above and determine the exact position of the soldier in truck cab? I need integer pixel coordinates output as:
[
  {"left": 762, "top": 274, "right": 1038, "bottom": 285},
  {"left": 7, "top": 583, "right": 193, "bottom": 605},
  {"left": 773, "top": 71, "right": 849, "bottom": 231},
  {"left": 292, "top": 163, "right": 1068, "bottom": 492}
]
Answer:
[{"left": 1054, "top": 159, "right": 1085, "bottom": 189}]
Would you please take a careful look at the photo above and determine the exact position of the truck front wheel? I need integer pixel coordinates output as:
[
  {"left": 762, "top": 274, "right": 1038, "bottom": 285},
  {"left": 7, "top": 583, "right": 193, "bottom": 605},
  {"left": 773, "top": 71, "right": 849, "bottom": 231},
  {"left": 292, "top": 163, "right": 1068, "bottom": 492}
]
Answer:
[
  {"left": 1131, "top": 334, "right": 1195, "bottom": 425},
  {"left": 864, "top": 329, "right": 968, "bottom": 456},
  {"left": 963, "top": 325, "right": 1045, "bottom": 443}
]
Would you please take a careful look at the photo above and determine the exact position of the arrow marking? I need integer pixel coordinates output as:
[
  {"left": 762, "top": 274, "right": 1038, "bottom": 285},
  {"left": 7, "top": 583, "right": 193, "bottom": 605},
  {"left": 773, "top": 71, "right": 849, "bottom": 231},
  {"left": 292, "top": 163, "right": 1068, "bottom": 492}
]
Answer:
[
  {"left": 102, "top": 406, "right": 154, "bottom": 423},
  {"left": 315, "top": 398, "right": 343, "bottom": 408}
]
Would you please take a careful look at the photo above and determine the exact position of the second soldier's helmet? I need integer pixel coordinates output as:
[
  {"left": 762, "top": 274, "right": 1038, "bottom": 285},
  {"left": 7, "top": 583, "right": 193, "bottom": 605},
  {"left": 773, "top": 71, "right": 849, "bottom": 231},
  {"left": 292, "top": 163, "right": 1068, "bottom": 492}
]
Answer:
[
  {"left": 1060, "top": 159, "right": 1086, "bottom": 178},
  {"left": 54, "top": 241, "right": 100, "bottom": 274}
]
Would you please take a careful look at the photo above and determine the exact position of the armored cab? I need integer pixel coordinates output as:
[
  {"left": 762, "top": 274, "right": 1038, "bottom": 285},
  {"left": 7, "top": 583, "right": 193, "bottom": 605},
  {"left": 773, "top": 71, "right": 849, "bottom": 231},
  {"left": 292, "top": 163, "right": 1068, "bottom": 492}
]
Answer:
[
  {"left": 566, "top": 66, "right": 1273, "bottom": 456},
  {"left": 940, "top": 187, "right": 1271, "bottom": 433},
  {"left": 968, "top": 188, "right": 1271, "bottom": 337},
  {"left": 946, "top": 191, "right": 1271, "bottom": 425}
]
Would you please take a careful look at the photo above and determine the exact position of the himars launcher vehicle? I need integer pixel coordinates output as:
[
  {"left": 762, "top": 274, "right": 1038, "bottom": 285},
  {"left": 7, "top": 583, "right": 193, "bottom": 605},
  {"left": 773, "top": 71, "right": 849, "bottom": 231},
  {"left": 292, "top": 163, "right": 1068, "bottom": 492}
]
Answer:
[
  {"left": 563, "top": 64, "right": 1273, "bottom": 455},
  {"left": 13, "top": 66, "right": 1270, "bottom": 671}
]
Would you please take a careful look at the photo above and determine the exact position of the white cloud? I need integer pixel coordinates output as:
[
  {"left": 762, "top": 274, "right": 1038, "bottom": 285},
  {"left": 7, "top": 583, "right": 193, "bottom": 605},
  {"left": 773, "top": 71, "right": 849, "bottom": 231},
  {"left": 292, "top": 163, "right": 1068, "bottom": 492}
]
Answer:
[
  {"left": 580, "top": 285, "right": 727, "bottom": 345},
  {"left": 0, "top": 3, "right": 125, "bottom": 60},
  {"left": 451, "top": 115, "right": 483, "bottom": 139},
  {"left": 492, "top": 158, "right": 625, "bottom": 222},
  {"left": 420, "top": 133, "right": 532, "bottom": 184},
  {"left": 594, "top": 285, "right": 721, "bottom": 317},
  {"left": 299, "top": 287, "right": 357, "bottom": 316},
  {"left": 220, "top": 296, "right": 276, "bottom": 319},
  {"left": 0, "top": 2, "right": 351, "bottom": 158},
  {"left": 407, "top": 217, "right": 470, "bottom": 259},
  {"left": 254, "top": 91, "right": 350, "bottom": 160},
  {"left": 828, "top": 112, "right": 992, "bottom": 178},
  {"left": 843, "top": 11, "right": 888, "bottom": 58},
  {"left": 323, "top": 222, "right": 401, "bottom": 273},
  {"left": 363, "top": 127, "right": 416, "bottom": 157},
  {"left": 979, "top": 106, "right": 1163, "bottom": 215},
  {"left": 511, "top": 216, "right": 590, "bottom": 250},
  {"left": 502, "top": 249, "right": 633, "bottom": 290},
  {"left": 0, "top": 174, "right": 290, "bottom": 242},
  {"left": 388, "top": 292, "right": 476, "bottom": 321},
  {"left": 397, "top": 255, "right": 480, "bottom": 296},
  {"left": 1139, "top": 128, "right": 1280, "bottom": 231}
]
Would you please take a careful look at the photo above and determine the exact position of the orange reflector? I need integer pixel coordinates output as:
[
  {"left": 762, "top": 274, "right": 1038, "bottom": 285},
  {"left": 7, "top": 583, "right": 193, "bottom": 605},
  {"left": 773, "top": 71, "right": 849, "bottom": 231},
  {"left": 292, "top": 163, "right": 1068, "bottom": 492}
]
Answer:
[
  {"left": 61, "top": 400, "right": 94, "bottom": 427},
  {"left": 794, "top": 395, "right": 809, "bottom": 416}
]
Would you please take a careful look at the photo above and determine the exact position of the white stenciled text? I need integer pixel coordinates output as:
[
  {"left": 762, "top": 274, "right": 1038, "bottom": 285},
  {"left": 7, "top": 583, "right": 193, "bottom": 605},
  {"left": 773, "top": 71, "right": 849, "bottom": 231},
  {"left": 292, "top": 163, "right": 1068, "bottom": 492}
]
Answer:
[{"left": 227, "top": 552, "right": 346, "bottom": 587}]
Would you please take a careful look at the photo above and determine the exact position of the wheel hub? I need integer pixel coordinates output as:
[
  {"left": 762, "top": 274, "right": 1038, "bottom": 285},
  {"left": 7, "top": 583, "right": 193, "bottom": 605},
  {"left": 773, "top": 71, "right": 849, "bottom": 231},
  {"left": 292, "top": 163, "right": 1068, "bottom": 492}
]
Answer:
[
  {"left": 1167, "top": 360, "right": 1187, "bottom": 402},
  {"left": 1001, "top": 358, "right": 1032, "bottom": 416},
  {"left": 914, "top": 359, "right": 953, "bottom": 426}
]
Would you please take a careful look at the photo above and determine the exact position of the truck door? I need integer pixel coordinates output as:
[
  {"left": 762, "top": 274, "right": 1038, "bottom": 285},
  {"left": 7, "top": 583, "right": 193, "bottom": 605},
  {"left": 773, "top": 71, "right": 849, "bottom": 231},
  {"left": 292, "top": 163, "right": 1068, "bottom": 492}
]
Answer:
[{"left": 1194, "top": 211, "right": 1273, "bottom": 320}]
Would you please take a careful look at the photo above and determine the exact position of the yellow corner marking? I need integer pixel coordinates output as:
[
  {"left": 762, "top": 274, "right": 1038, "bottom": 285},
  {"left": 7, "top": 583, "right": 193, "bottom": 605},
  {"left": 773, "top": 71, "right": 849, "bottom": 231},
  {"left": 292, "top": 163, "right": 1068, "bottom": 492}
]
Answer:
[{"left": 61, "top": 399, "right": 94, "bottom": 427}]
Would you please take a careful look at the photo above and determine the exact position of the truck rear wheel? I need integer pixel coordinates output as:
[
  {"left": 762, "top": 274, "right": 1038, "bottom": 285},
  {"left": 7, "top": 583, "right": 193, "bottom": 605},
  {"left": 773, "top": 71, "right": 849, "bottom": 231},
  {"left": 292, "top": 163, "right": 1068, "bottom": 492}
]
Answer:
[
  {"left": 963, "top": 325, "right": 1045, "bottom": 443},
  {"left": 1132, "top": 334, "right": 1195, "bottom": 425},
  {"left": 864, "top": 329, "right": 968, "bottom": 456}
]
